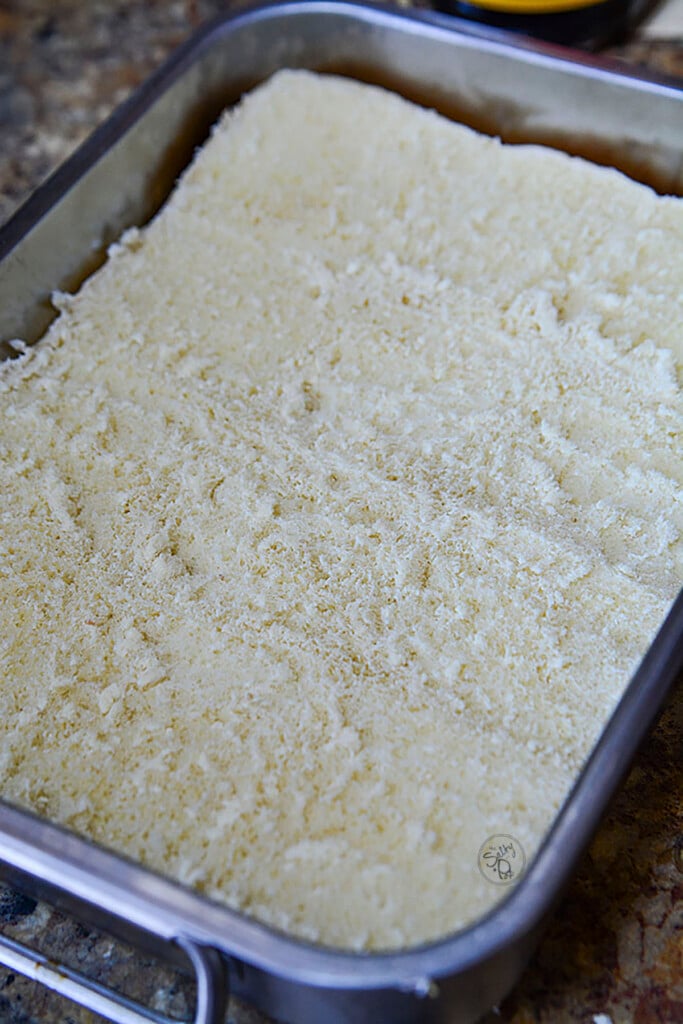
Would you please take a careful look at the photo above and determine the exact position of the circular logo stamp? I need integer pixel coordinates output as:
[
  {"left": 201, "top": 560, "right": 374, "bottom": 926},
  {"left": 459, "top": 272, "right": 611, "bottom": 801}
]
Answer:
[{"left": 478, "top": 834, "right": 526, "bottom": 885}]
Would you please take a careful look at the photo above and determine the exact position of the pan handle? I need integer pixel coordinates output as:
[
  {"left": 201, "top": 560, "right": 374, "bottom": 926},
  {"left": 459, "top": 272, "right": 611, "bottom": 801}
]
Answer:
[{"left": 0, "top": 929, "right": 229, "bottom": 1024}]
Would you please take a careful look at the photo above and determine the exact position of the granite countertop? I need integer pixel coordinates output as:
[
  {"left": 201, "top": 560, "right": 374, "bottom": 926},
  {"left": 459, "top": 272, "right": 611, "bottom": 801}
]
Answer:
[{"left": 0, "top": 2, "right": 682, "bottom": 1023}]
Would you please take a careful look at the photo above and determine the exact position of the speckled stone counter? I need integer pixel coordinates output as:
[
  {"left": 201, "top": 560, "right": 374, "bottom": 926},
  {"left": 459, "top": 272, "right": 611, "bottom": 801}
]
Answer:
[{"left": 0, "top": 3, "right": 682, "bottom": 1023}]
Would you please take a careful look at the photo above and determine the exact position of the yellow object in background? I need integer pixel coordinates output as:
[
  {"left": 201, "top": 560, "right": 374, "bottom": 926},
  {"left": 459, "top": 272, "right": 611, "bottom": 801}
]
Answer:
[
  {"left": 464, "top": 0, "right": 611, "bottom": 11},
  {"left": 431, "top": 0, "right": 651, "bottom": 47}
]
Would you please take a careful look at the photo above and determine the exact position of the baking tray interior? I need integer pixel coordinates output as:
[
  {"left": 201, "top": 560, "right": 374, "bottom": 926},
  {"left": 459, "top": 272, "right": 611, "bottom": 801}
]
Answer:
[
  {"left": 2, "top": 0, "right": 683, "bottom": 357},
  {"left": 0, "top": 4, "right": 682, "bottom": 1023}
]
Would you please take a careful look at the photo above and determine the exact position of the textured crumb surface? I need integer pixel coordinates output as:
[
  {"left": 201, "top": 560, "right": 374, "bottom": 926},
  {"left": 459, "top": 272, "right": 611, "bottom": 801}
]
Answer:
[{"left": 0, "top": 71, "right": 681, "bottom": 952}]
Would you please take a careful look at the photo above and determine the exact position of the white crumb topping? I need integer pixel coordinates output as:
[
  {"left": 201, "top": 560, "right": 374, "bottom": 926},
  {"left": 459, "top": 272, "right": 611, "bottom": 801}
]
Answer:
[{"left": 0, "top": 70, "right": 681, "bottom": 951}]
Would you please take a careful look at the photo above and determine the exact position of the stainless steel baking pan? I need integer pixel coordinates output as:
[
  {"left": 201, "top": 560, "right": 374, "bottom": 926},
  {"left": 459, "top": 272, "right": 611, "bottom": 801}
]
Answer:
[{"left": 1, "top": 3, "right": 682, "bottom": 1022}]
